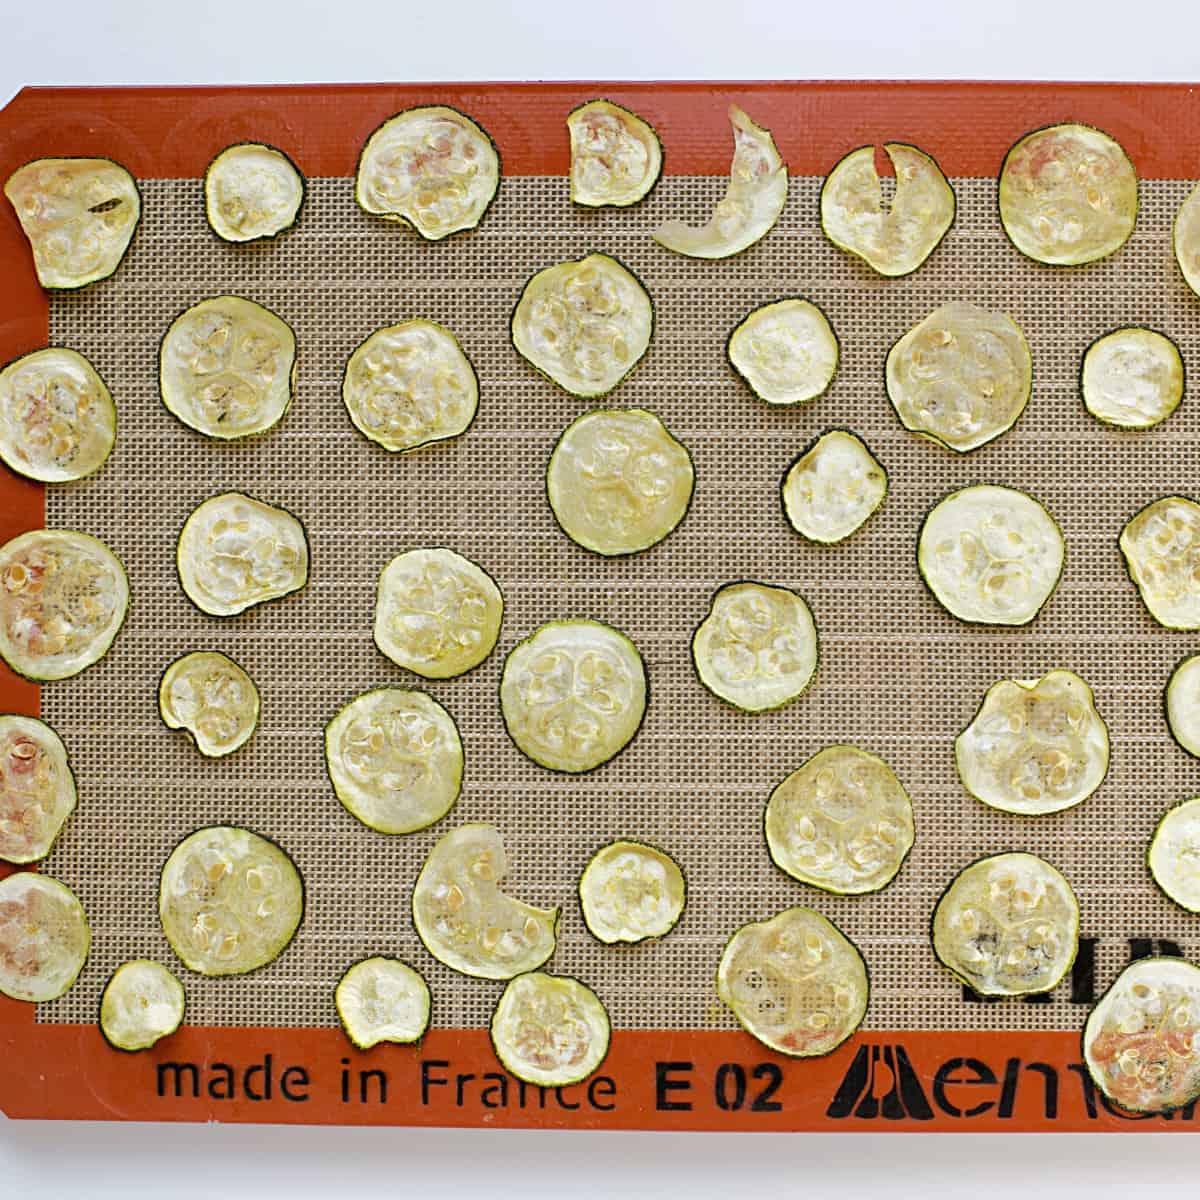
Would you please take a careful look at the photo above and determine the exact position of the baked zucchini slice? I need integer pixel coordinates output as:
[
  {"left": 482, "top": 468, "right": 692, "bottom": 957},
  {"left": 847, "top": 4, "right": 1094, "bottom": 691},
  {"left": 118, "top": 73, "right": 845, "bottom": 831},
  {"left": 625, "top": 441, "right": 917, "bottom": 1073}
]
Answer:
[
  {"left": 568, "top": 99, "right": 663, "bottom": 208},
  {"left": 1081, "top": 327, "right": 1184, "bottom": 430},
  {"left": 578, "top": 840, "right": 686, "bottom": 944},
  {"left": 1166, "top": 654, "right": 1200, "bottom": 757},
  {"left": 727, "top": 298, "right": 839, "bottom": 406},
  {"left": 692, "top": 581, "right": 818, "bottom": 713},
  {"left": 412, "top": 822, "right": 558, "bottom": 980},
  {"left": 1174, "top": 181, "right": 1200, "bottom": 297},
  {"left": 0, "top": 872, "right": 89, "bottom": 1002},
  {"left": 355, "top": 106, "right": 500, "bottom": 240},
  {"left": 335, "top": 956, "right": 431, "bottom": 1048},
  {"left": 1083, "top": 957, "right": 1200, "bottom": 1114},
  {"left": 159, "top": 651, "right": 260, "bottom": 758},
  {"left": 204, "top": 143, "right": 304, "bottom": 243},
  {"left": 176, "top": 492, "right": 308, "bottom": 617},
  {"left": 4, "top": 157, "right": 140, "bottom": 290},
  {"left": 652, "top": 104, "right": 787, "bottom": 259},
  {"left": 500, "top": 619, "right": 646, "bottom": 773},
  {"left": 324, "top": 688, "right": 463, "bottom": 835},
  {"left": 998, "top": 124, "right": 1138, "bottom": 266},
  {"left": 0, "top": 714, "right": 77, "bottom": 863},
  {"left": 159, "top": 825, "right": 304, "bottom": 977},
  {"left": 955, "top": 670, "right": 1109, "bottom": 816},
  {"left": 490, "top": 972, "right": 611, "bottom": 1086},
  {"left": 716, "top": 906, "right": 868, "bottom": 1058},
  {"left": 781, "top": 430, "right": 886, "bottom": 544},
  {"left": 932, "top": 852, "right": 1079, "bottom": 997},
  {"left": 0, "top": 529, "right": 129, "bottom": 681},
  {"left": 99, "top": 960, "right": 185, "bottom": 1052},
  {"left": 820, "top": 142, "right": 955, "bottom": 277},
  {"left": 1148, "top": 797, "right": 1200, "bottom": 912},
  {"left": 546, "top": 408, "right": 694, "bottom": 556},
  {"left": 1119, "top": 496, "right": 1200, "bottom": 630},
  {"left": 511, "top": 252, "right": 653, "bottom": 399}
]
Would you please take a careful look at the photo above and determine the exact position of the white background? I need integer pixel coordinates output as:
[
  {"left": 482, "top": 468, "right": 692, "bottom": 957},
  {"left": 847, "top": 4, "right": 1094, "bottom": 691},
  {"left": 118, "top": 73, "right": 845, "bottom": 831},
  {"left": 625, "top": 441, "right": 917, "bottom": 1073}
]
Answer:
[{"left": 1, "top": 0, "right": 1196, "bottom": 1192}]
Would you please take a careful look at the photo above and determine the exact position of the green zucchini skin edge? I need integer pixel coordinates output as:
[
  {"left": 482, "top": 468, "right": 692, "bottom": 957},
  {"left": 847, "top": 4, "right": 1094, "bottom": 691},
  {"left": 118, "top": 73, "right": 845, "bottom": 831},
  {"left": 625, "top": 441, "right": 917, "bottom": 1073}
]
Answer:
[
  {"left": 1078, "top": 325, "right": 1185, "bottom": 430},
  {"left": 778, "top": 427, "right": 888, "bottom": 545},
  {"left": 98, "top": 959, "right": 186, "bottom": 1054},
  {"left": 1164, "top": 654, "right": 1200, "bottom": 758},
  {"left": 566, "top": 98, "right": 664, "bottom": 210},
  {"left": 1145, "top": 797, "right": 1200, "bottom": 914},
  {"left": 157, "top": 650, "right": 261, "bottom": 760},
  {"left": 576, "top": 839, "right": 688, "bottom": 946},
  {"left": 202, "top": 142, "right": 307, "bottom": 245},
  {"left": 334, "top": 956, "right": 432, "bottom": 1050},
  {"left": 1117, "top": 494, "right": 1200, "bottom": 631},
  {"left": 0, "top": 713, "right": 78, "bottom": 865},
  {"left": 725, "top": 295, "right": 841, "bottom": 406}
]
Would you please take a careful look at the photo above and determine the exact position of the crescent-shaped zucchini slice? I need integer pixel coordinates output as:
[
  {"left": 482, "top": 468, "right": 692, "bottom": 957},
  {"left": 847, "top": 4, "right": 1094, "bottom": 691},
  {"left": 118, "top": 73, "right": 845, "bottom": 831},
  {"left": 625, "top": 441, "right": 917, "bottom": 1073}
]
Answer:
[
  {"left": 204, "top": 143, "right": 304, "bottom": 242},
  {"left": 578, "top": 840, "right": 686, "bottom": 944},
  {"left": 1148, "top": 798, "right": 1200, "bottom": 913},
  {"left": 1081, "top": 327, "right": 1184, "bottom": 430},
  {"left": 1174, "top": 181, "right": 1200, "bottom": 297},
  {"left": 99, "top": 960, "right": 186, "bottom": 1052},
  {"left": 0, "top": 714, "right": 77, "bottom": 864},
  {"left": 781, "top": 430, "right": 886, "bottom": 544},
  {"left": 0, "top": 872, "right": 89, "bottom": 1002},
  {"left": 159, "top": 651, "right": 260, "bottom": 758},
  {"left": 1166, "top": 654, "right": 1200, "bottom": 758},
  {"left": 727, "top": 298, "right": 839, "bottom": 406},
  {"left": 568, "top": 99, "right": 663, "bottom": 207},
  {"left": 1119, "top": 496, "right": 1200, "bottom": 630},
  {"left": 335, "top": 957, "right": 431, "bottom": 1048}
]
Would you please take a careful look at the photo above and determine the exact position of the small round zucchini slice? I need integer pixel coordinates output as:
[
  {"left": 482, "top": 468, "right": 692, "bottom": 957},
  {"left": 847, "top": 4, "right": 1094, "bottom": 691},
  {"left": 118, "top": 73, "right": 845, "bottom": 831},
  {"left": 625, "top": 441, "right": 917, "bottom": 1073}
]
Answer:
[
  {"left": 1081, "top": 327, "right": 1184, "bottom": 430},
  {"left": 727, "top": 299, "right": 839, "bottom": 406},
  {"left": 1083, "top": 957, "right": 1200, "bottom": 1114},
  {"left": 781, "top": 431, "right": 886, "bottom": 544},
  {"left": 325, "top": 688, "right": 462, "bottom": 835},
  {"left": 820, "top": 142, "right": 955, "bottom": 276},
  {"left": 692, "top": 582, "right": 818, "bottom": 713},
  {"left": 355, "top": 106, "right": 500, "bottom": 240},
  {"left": 998, "top": 124, "right": 1138, "bottom": 266},
  {"left": 932, "top": 852, "right": 1079, "bottom": 997},
  {"left": 159, "top": 825, "right": 304, "bottom": 977},
  {"left": 159, "top": 651, "right": 260, "bottom": 758},
  {"left": 4, "top": 157, "right": 140, "bottom": 290},
  {"left": 578, "top": 840, "right": 686, "bottom": 944},
  {"left": 99, "top": 960, "right": 185, "bottom": 1052},
  {"left": 956, "top": 670, "right": 1109, "bottom": 816},
  {"left": 511, "top": 252, "right": 653, "bottom": 399},
  {"left": 1174, "top": 181, "right": 1200, "bottom": 297},
  {"left": 500, "top": 619, "right": 646, "bottom": 773},
  {"left": 335, "top": 957, "right": 431, "bottom": 1048},
  {"left": 1167, "top": 654, "right": 1200, "bottom": 757},
  {"left": 1120, "top": 496, "right": 1200, "bottom": 630},
  {"left": 0, "top": 715, "right": 77, "bottom": 864},
  {"left": 652, "top": 105, "right": 787, "bottom": 259},
  {"left": 0, "top": 529, "right": 129, "bottom": 681},
  {"left": 1148, "top": 798, "right": 1200, "bottom": 912},
  {"left": 547, "top": 408, "right": 694, "bottom": 556},
  {"left": 716, "top": 906, "right": 868, "bottom": 1058},
  {"left": 412, "top": 823, "right": 558, "bottom": 980},
  {"left": 204, "top": 143, "right": 304, "bottom": 243},
  {"left": 568, "top": 98, "right": 663, "bottom": 208},
  {"left": 176, "top": 491, "right": 308, "bottom": 617},
  {"left": 0, "top": 872, "right": 89, "bottom": 1002}
]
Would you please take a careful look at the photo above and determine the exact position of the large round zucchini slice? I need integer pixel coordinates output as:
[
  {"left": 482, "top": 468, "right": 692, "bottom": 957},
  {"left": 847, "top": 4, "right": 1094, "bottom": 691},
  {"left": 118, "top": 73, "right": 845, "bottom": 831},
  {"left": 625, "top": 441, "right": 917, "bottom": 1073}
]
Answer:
[
  {"left": 500, "top": 619, "right": 646, "bottom": 773},
  {"left": 1174, "top": 181, "right": 1200, "bottom": 297},
  {"left": 0, "top": 872, "right": 89, "bottom": 1002},
  {"left": 204, "top": 143, "right": 304, "bottom": 243},
  {"left": 652, "top": 104, "right": 787, "bottom": 259},
  {"left": 159, "top": 651, "right": 260, "bottom": 758},
  {"left": 335, "top": 956, "right": 431, "bottom": 1049},
  {"left": 176, "top": 492, "right": 308, "bottom": 617},
  {"left": 325, "top": 688, "right": 463, "bottom": 835},
  {"left": 4, "top": 157, "right": 140, "bottom": 290},
  {"left": 932, "top": 852, "right": 1079, "bottom": 997},
  {"left": 1148, "top": 798, "right": 1200, "bottom": 912},
  {"left": 546, "top": 408, "right": 694, "bottom": 556},
  {"left": 0, "top": 714, "right": 77, "bottom": 864},
  {"left": 578, "top": 840, "right": 686, "bottom": 944},
  {"left": 511, "top": 252, "right": 653, "bottom": 399},
  {"left": 1166, "top": 654, "right": 1200, "bottom": 757},
  {"left": 820, "top": 142, "right": 955, "bottom": 277},
  {"left": 1119, "top": 496, "right": 1200, "bottom": 630},
  {"left": 355, "top": 106, "right": 500, "bottom": 240},
  {"left": 781, "top": 430, "right": 886, "bottom": 544},
  {"left": 99, "top": 960, "right": 185, "bottom": 1052},
  {"left": 1083, "top": 957, "right": 1200, "bottom": 1114},
  {"left": 998, "top": 124, "right": 1138, "bottom": 266},
  {"left": 568, "top": 99, "right": 662, "bottom": 208},
  {"left": 490, "top": 972, "right": 611, "bottom": 1086},
  {"left": 412, "top": 823, "right": 558, "bottom": 980},
  {"left": 727, "top": 298, "right": 839, "bottom": 406},
  {"left": 1081, "top": 327, "right": 1184, "bottom": 430},
  {"left": 955, "top": 670, "right": 1109, "bottom": 816},
  {"left": 0, "top": 529, "right": 129, "bottom": 681},
  {"left": 716, "top": 906, "right": 868, "bottom": 1058}
]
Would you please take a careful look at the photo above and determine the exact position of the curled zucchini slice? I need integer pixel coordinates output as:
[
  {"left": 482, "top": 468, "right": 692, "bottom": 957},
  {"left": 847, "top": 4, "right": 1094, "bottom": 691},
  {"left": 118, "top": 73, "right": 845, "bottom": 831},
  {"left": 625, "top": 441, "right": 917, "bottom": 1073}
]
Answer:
[
  {"left": 1148, "top": 798, "right": 1200, "bottom": 912},
  {"left": 412, "top": 823, "right": 558, "bottom": 980},
  {"left": 1174, "top": 181, "right": 1200, "bottom": 297},
  {"left": 0, "top": 714, "right": 76, "bottom": 864},
  {"left": 204, "top": 143, "right": 304, "bottom": 243},
  {"left": 568, "top": 99, "right": 662, "bottom": 208},
  {"left": 335, "top": 956, "right": 431, "bottom": 1048},
  {"left": 717, "top": 906, "right": 868, "bottom": 1058},
  {"left": 1081, "top": 327, "right": 1184, "bottom": 430},
  {"left": 159, "top": 651, "right": 260, "bottom": 758},
  {"left": 99, "top": 960, "right": 185, "bottom": 1052},
  {"left": 932, "top": 852, "right": 1079, "bottom": 997},
  {"left": 578, "top": 840, "right": 686, "bottom": 944},
  {"left": 1167, "top": 654, "right": 1200, "bottom": 757},
  {"left": 1119, "top": 496, "right": 1200, "bottom": 630},
  {"left": 781, "top": 430, "right": 886, "bottom": 544},
  {"left": 0, "top": 872, "right": 89, "bottom": 1002},
  {"left": 727, "top": 298, "right": 839, "bottom": 406},
  {"left": 820, "top": 142, "right": 955, "bottom": 276},
  {"left": 4, "top": 157, "right": 140, "bottom": 289},
  {"left": 998, "top": 124, "right": 1138, "bottom": 266},
  {"left": 652, "top": 105, "right": 787, "bottom": 259},
  {"left": 546, "top": 408, "right": 694, "bottom": 556}
]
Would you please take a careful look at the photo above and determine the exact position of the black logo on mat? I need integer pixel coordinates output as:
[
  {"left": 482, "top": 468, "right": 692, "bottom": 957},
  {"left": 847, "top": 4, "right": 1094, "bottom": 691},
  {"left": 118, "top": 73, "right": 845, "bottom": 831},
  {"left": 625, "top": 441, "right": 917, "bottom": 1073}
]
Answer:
[{"left": 825, "top": 1044, "right": 934, "bottom": 1121}]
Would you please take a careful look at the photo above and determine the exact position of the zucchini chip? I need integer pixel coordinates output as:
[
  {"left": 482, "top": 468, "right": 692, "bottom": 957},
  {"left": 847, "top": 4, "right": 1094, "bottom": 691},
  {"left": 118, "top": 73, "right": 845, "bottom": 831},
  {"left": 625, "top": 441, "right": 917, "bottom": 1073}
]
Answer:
[
  {"left": 692, "top": 582, "right": 818, "bottom": 713},
  {"left": 546, "top": 408, "right": 694, "bottom": 556},
  {"left": 918, "top": 485, "right": 1064, "bottom": 626},
  {"left": 0, "top": 348, "right": 116, "bottom": 483},
  {"left": 955, "top": 670, "right": 1109, "bottom": 816},
  {"left": 324, "top": 688, "right": 463, "bottom": 835},
  {"left": 335, "top": 957, "right": 431, "bottom": 1049},
  {"left": 412, "top": 823, "right": 558, "bottom": 980},
  {"left": 1148, "top": 798, "right": 1200, "bottom": 912},
  {"left": 727, "top": 298, "right": 839, "bottom": 406},
  {"left": 511, "top": 252, "right": 653, "bottom": 399},
  {"left": 176, "top": 492, "right": 308, "bottom": 617},
  {"left": 716, "top": 906, "right": 868, "bottom": 1058},
  {"left": 99, "top": 960, "right": 185, "bottom": 1052},
  {"left": 1119, "top": 496, "right": 1200, "bottom": 630},
  {"left": 1174, "top": 181, "right": 1200, "bottom": 297},
  {"left": 204, "top": 143, "right": 304, "bottom": 243},
  {"left": 0, "top": 714, "right": 77, "bottom": 864},
  {"left": 932, "top": 852, "right": 1079, "bottom": 997},
  {"left": 355, "top": 106, "right": 500, "bottom": 240},
  {"left": 820, "top": 142, "right": 955, "bottom": 276},
  {"left": 159, "top": 825, "right": 304, "bottom": 977},
  {"left": 159, "top": 651, "right": 260, "bottom": 759},
  {"left": 1083, "top": 957, "right": 1200, "bottom": 1114},
  {"left": 0, "top": 529, "right": 129, "bottom": 681},
  {"left": 373, "top": 547, "right": 503, "bottom": 679},
  {"left": 781, "top": 430, "right": 886, "bottom": 544},
  {"left": 568, "top": 99, "right": 663, "bottom": 208},
  {"left": 500, "top": 619, "right": 646, "bottom": 773},
  {"left": 0, "top": 872, "right": 89, "bottom": 1002},
  {"left": 652, "top": 104, "right": 787, "bottom": 259},
  {"left": 4, "top": 157, "right": 140, "bottom": 290},
  {"left": 1166, "top": 654, "right": 1200, "bottom": 757},
  {"left": 1081, "top": 327, "right": 1184, "bottom": 430},
  {"left": 998, "top": 124, "right": 1138, "bottom": 266},
  {"left": 578, "top": 840, "right": 686, "bottom": 944},
  {"left": 765, "top": 745, "right": 914, "bottom": 895}
]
